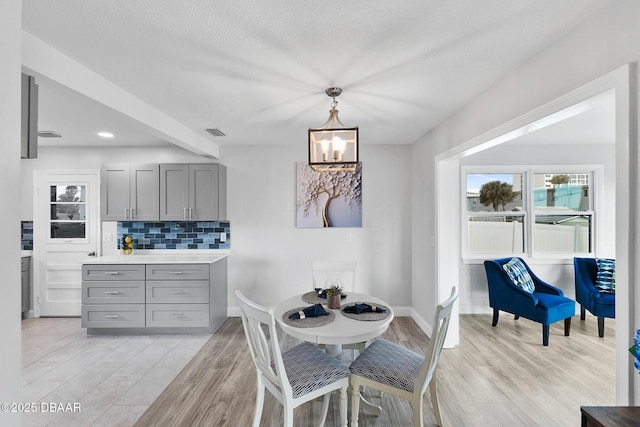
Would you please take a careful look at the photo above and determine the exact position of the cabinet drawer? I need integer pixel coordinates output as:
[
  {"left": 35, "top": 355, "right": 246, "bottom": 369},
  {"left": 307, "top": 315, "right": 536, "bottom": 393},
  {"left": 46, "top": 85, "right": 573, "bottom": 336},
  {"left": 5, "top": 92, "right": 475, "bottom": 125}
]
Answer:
[
  {"left": 82, "top": 281, "right": 145, "bottom": 304},
  {"left": 82, "top": 304, "right": 145, "bottom": 328},
  {"left": 145, "top": 264, "right": 209, "bottom": 280},
  {"left": 146, "top": 280, "right": 209, "bottom": 303},
  {"left": 146, "top": 303, "right": 209, "bottom": 328},
  {"left": 21, "top": 256, "right": 31, "bottom": 271},
  {"left": 82, "top": 264, "right": 145, "bottom": 281}
]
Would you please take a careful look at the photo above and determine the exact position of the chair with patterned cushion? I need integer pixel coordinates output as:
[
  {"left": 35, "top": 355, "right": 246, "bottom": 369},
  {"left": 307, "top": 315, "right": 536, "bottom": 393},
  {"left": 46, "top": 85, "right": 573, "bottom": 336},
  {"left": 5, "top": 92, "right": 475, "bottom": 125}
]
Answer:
[
  {"left": 574, "top": 257, "right": 615, "bottom": 337},
  {"left": 348, "top": 287, "right": 457, "bottom": 427},
  {"left": 235, "top": 290, "right": 349, "bottom": 427},
  {"left": 484, "top": 257, "right": 575, "bottom": 346}
]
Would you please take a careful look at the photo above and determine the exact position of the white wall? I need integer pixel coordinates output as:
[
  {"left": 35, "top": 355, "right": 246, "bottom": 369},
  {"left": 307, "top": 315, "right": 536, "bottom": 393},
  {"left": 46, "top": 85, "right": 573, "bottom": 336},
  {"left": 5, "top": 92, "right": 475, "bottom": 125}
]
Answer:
[
  {"left": 412, "top": 0, "right": 640, "bottom": 404},
  {"left": 221, "top": 144, "right": 412, "bottom": 313},
  {"left": 1, "top": 1, "right": 23, "bottom": 425}
]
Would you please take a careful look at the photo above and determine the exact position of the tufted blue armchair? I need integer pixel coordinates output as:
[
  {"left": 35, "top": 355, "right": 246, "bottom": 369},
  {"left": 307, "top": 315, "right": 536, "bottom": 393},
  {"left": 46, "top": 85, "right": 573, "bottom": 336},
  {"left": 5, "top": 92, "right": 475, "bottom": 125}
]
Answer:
[
  {"left": 574, "top": 257, "right": 615, "bottom": 337},
  {"left": 484, "top": 257, "right": 576, "bottom": 346}
]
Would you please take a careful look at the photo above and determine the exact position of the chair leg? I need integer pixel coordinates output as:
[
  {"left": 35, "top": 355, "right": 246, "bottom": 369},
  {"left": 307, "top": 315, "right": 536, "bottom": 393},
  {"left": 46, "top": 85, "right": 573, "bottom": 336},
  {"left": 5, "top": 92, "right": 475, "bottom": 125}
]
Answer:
[
  {"left": 318, "top": 392, "right": 331, "bottom": 427},
  {"left": 350, "top": 382, "right": 361, "bottom": 427},
  {"left": 412, "top": 399, "right": 424, "bottom": 427},
  {"left": 284, "top": 406, "right": 294, "bottom": 427},
  {"left": 429, "top": 377, "right": 444, "bottom": 427},
  {"left": 252, "top": 379, "right": 265, "bottom": 427},
  {"left": 598, "top": 317, "right": 605, "bottom": 338},
  {"left": 542, "top": 324, "right": 550, "bottom": 346},
  {"left": 492, "top": 309, "right": 499, "bottom": 326},
  {"left": 564, "top": 317, "right": 572, "bottom": 336},
  {"left": 580, "top": 305, "right": 586, "bottom": 321},
  {"left": 339, "top": 386, "right": 348, "bottom": 427}
]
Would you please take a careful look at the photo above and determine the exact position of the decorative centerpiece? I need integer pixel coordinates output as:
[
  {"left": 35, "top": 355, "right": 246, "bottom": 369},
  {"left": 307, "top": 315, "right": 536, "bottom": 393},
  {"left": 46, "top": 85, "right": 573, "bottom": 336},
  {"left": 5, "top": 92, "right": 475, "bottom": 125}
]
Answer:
[
  {"left": 326, "top": 284, "right": 343, "bottom": 309},
  {"left": 121, "top": 234, "right": 134, "bottom": 255}
]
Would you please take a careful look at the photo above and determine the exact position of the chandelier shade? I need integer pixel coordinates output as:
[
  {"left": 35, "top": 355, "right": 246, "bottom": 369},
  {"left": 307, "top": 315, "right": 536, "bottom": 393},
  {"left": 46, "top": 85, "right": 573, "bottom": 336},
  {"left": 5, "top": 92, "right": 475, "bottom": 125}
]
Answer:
[{"left": 308, "top": 87, "right": 359, "bottom": 172}]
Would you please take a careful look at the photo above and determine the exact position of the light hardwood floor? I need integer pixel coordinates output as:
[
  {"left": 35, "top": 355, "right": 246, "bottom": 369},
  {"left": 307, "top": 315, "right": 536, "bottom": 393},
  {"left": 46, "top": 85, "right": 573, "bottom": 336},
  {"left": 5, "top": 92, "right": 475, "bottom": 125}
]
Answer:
[{"left": 135, "top": 314, "right": 615, "bottom": 427}]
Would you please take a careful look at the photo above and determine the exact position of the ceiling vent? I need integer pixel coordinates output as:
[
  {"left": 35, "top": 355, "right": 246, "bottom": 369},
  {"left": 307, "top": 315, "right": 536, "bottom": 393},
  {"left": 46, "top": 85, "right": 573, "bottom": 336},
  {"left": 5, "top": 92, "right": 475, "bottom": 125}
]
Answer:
[
  {"left": 37, "top": 131, "right": 62, "bottom": 138},
  {"left": 206, "top": 128, "right": 225, "bottom": 137}
]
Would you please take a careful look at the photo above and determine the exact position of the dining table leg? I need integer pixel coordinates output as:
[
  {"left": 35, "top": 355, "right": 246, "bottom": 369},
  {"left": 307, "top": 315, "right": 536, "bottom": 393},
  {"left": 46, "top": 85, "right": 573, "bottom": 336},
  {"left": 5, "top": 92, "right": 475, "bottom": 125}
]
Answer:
[{"left": 325, "top": 344, "right": 342, "bottom": 357}]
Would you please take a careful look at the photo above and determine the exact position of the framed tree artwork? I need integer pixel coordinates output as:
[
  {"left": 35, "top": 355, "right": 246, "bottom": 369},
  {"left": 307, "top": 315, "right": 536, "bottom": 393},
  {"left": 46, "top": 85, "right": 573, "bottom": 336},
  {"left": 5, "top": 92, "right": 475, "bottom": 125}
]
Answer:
[{"left": 296, "top": 162, "right": 362, "bottom": 228}]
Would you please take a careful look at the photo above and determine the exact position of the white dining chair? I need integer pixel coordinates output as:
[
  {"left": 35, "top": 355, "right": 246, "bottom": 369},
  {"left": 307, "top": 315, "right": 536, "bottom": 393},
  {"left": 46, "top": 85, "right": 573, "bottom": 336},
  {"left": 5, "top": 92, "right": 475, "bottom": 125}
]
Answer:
[
  {"left": 311, "top": 261, "right": 357, "bottom": 292},
  {"left": 348, "top": 286, "right": 458, "bottom": 427},
  {"left": 235, "top": 290, "right": 349, "bottom": 427},
  {"left": 311, "top": 261, "right": 364, "bottom": 359}
]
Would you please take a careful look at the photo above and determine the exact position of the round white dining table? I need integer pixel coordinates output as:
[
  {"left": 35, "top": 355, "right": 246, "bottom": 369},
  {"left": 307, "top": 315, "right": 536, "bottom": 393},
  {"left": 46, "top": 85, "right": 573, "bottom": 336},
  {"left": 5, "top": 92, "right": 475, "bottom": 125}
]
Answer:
[
  {"left": 274, "top": 291, "right": 395, "bottom": 348},
  {"left": 274, "top": 291, "right": 395, "bottom": 416}
]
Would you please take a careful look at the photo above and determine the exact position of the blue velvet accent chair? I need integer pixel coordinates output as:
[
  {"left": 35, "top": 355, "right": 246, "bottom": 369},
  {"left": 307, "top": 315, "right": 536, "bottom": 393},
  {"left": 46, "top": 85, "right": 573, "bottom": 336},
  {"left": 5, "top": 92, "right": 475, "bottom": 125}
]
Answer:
[
  {"left": 484, "top": 257, "right": 576, "bottom": 346},
  {"left": 574, "top": 257, "right": 615, "bottom": 338}
]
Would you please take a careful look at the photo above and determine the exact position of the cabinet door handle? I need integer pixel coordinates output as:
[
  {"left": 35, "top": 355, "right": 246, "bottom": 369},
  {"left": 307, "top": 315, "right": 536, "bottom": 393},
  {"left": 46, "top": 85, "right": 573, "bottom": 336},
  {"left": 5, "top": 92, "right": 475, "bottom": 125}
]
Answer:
[
  {"left": 105, "top": 314, "right": 120, "bottom": 319},
  {"left": 169, "top": 290, "right": 184, "bottom": 294},
  {"left": 184, "top": 207, "right": 188, "bottom": 220},
  {"left": 104, "top": 271, "right": 120, "bottom": 275},
  {"left": 171, "top": 313, "right": 185, "bottom": 318},
  {"left": 130, "top": 208, "right": 135, "bottom": 219},
  {"left": 104, "top": 290, "right": 120, "bottom": 295},
  {"left": 169, "top": 271, "right": 184, "bottom": 275},
  {"left": 189, "top": 208, "right": 193, "bottom": 220}
]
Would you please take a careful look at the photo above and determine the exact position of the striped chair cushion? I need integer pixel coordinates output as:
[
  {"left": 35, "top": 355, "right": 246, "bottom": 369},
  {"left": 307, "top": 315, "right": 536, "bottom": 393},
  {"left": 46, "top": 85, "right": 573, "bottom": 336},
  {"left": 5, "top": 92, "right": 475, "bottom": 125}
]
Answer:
[
  {"left": 281, "top": 342, "right": 349, "bottom": 399},
  {"left": 349, "top": 339, "right": 423, "bottom": 393}
]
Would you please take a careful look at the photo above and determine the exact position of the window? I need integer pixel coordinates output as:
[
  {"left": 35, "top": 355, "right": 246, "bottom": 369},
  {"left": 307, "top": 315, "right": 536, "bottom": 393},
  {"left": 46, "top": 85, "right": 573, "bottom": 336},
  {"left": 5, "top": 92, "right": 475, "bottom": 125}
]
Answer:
[
  {"left": 49, "top": 185, "right": 87, "bottom": 239},
  {"left": 464, "top": 168, "right": 596, "bottom": 258},
  {"left": 532, "top": 173, "right": 592, "bottom": 254}
]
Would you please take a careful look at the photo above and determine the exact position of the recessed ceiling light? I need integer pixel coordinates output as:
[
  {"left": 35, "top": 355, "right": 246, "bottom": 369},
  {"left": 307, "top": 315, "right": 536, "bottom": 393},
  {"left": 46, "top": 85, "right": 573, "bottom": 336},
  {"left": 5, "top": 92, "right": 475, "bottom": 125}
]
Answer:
[{"left": 98, "top": 132, "right": 114, "bottom": 138}]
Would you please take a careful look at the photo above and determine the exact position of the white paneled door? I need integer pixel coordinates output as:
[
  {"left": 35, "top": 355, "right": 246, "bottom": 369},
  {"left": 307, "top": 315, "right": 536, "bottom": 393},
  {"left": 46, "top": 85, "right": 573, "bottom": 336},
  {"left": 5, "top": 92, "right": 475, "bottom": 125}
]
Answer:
[{"left": 34, "top": 171, "right": 99, "bottom": 317}]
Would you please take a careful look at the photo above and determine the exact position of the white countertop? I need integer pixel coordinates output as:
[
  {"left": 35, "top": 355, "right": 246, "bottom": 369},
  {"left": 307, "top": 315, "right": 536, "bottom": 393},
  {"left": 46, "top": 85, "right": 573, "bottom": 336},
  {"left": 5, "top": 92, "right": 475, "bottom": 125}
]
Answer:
[
  {"left": 81, "top": 250, "right": 229, "bottom": 265},
  {"left": 21, "top": 250, "right": 33, "bottom": 257}
]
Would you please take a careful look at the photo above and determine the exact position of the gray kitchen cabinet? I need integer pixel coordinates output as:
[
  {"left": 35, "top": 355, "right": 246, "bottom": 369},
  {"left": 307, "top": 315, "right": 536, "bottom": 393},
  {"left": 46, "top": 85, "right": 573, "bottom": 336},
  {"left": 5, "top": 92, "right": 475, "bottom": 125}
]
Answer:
[
  {"left": 146, "top": 263, "right": 210, "bottom": 327},
  {"left": 159, "top": 164, "right": 227, "bottom": 221},
  {"left": 21, "top": 256, "right": 31, "bottom": 317},
  {"left": 81, "top": 264, "right": 146, "bottom": 328},
  {"left": 101, "top": 164, "right": 160, "bottom": 221},
  {"left": 81, "top": 258, "right": 227, "bottom": 334}
]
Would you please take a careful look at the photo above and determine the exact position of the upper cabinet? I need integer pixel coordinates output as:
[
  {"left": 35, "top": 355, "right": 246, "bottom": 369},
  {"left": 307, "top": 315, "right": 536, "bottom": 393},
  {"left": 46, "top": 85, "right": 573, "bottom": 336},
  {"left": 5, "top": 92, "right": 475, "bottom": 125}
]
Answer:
[
  {"left": 101, "top": 164, "right": 160, "bottom": 221},
  {"left": 160, "top": 164, "right": 227, "bottom": 221}
]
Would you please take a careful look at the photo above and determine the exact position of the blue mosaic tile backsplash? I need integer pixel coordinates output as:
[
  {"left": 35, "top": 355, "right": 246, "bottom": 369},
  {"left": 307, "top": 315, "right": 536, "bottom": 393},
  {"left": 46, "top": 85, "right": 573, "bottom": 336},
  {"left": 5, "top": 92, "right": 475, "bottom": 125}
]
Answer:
[
  {"left": 117, "top": 221, "right": 230, "bottom": 250},
  {"left": 21, "top": 221, "right": 33, "bottom": 250}
]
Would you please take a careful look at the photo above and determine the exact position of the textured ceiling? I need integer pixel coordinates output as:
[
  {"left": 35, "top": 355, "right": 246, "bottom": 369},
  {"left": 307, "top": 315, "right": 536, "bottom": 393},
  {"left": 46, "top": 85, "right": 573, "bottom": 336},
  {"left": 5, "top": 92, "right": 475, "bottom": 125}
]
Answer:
[{"left": 22, "top": 0, "right": 611, "bottom": 151}]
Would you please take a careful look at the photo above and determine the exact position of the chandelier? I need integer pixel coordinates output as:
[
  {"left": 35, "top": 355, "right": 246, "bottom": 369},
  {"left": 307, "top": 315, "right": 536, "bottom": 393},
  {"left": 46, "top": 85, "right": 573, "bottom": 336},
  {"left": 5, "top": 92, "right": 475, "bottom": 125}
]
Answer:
[{"left": 308, "top": 87, "right": 359, "bottom": 172}]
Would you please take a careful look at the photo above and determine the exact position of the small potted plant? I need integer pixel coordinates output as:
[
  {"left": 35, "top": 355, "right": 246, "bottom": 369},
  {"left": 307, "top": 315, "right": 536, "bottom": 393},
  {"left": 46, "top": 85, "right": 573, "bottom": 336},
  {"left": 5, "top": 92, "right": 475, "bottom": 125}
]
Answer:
[{"left": 326, "top": 284, "right": 343, "bottom": 309}]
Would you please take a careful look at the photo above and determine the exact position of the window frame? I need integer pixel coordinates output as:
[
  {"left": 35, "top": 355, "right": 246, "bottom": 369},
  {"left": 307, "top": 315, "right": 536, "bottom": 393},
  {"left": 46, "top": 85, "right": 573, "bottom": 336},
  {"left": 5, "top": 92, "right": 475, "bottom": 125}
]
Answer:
[
  {"left": 461, "top": 165, "right": 603, "bottom": 262},
  {"left": 47, "top": 183, "right": 90, "bottom": 243}
]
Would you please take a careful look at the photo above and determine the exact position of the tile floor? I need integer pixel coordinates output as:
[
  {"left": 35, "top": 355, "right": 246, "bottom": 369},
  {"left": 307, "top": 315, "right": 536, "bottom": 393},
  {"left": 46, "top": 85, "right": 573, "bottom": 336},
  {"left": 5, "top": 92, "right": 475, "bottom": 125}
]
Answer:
[{"left": 21, "top": 318, "right": 211, "bottom": 426}]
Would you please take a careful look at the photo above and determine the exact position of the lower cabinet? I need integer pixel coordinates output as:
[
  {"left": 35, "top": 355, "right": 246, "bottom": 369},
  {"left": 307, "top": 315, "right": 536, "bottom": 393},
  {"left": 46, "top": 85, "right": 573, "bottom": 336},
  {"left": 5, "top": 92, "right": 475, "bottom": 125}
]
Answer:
[
  {"left": 21, "top": 256, "right": 31, "bottom": 317},
  {"left": 81, "top": 259, "right": 227, "bottom": 334},
  {"left": 82, "top": 304, "right": 146, "bottom": 328}
]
